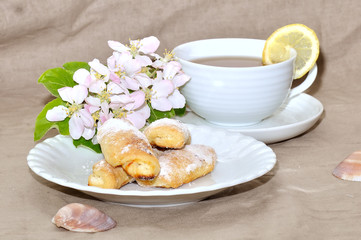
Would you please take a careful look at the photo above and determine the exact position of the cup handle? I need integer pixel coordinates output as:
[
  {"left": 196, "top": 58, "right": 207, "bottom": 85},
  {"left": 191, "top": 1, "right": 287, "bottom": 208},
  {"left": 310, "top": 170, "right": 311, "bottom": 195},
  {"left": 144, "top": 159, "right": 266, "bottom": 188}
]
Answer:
[{"left": 289, "top": 64, "right": 318, "bottom": 98}]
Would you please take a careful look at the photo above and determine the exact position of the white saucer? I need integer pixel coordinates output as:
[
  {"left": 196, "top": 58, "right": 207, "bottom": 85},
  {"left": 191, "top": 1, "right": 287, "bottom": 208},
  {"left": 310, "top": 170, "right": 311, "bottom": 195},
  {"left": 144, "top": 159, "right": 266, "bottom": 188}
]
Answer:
[
  {"left": 27, "top": 124, "right": 276, "bottom": 207},
  {"left": 177, "top": 93, "right": 324, "bottom": 144}
]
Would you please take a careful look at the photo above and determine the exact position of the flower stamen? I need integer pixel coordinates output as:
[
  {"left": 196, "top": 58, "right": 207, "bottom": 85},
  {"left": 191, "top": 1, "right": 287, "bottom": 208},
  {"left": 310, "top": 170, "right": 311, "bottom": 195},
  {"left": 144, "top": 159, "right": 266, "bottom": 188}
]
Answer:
[
  {"left": 98, "top": 90, "right": 110, "bottom": 103},
  {"left": 113, "top": 108, "right": 128, "bottom": 118},
  {"left": 66, "top": 103, "right": 82, "bottom": 117},
  {"left": 92, "top": 112, "right": 99, "bottom": 127},
  {"left": 163, "top": 49, "right": 175, "bottom": 62},
  {"left": 143, "top": 87, "right": 153, "bottom": 101}
]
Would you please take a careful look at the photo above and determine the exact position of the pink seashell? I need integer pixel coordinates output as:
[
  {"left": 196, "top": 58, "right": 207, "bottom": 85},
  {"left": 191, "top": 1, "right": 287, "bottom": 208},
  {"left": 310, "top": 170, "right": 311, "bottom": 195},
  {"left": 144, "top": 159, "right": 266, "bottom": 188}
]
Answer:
[
  {"left": 52, "top": 203, "right": 116, "bottom": 232},
  {"left": 333, "top": 151, "right": 361, "bottom": 181}
]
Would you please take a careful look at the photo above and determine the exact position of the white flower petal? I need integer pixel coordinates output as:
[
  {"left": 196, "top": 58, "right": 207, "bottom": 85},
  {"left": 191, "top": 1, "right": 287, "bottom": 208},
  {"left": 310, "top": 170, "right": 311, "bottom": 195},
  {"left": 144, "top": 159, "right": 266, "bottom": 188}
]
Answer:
[
  {"left": 152, "top": 80, "right": 174, "bottom": 98},
  {"left": 69, "top": 114, "right": 84, "bottom": 140},
  {"left": 135, "top": 55, "right": 152, "bottom": 66},
  {"left": 58, "top": 87, "right": 73, "bottom": 103},
  {"left": 135, "top": 73, "right": 152, "bottom": 88},
  {"left": 151, "top": 97, "right": 172, "bottom": 111},
  {"left": 109, "top": 72, "right": 121, "bottom": 84},
  {"left": 139, "top": 36, "right": 160, "bottom": 54},
  {"left": 89, "top": 59, "right": 110, "bottom": 78},
  {"left": 71, "top": 85, "right": 88, "bottom": 104},
  {"left": 136, "top": 103, "right": 150, "bottom": 118},
  {"left": 107, "top": 54, "right": 118, "bottom": 71},
  {"left": 126, "top": 112, "right": 146, "bottom": 129},
  {"left": 100, "top": 101, "right": 110, "bottom": 112},
  {"left": 152, "top": 60, "right": 165, "bottom": 69},
  {"left": 84, "top": 104, "right": 99, "bottom": 114},
  {"left": 173, "top": 73, "right": 191, "bottom": 88},
  {"left": 85, "top": 96, "right": 101, "bottom": 107},
  {"left": 99, "top": 102, "right": 113, "bottom": 124},
  {"left": 108, "top": 40, "right": 130, "bottom": 52},
  {"left": 46, "top": 105, "right": 68, "bottom": 121},
  {"left": 109, "top": 102, "right": 122, "bottom": 110},
  {"left": 89, "top": 80, "right": 106, "bottom": 94},
  {"left": 129, "top": 90, "right": 145, "bottom": 109},
  {"left": 110, "top": 94, "right": 133, "bottom": 105},
  {"left": 168, "top": 89, "right": 186, "bottom": 109},
  {"left": 99, "top": 110, "right": 114, "bottom": 124},
  {"left": 126, "top": 104, "right": 150, "bottom": 129},
  {"left": 82, "top": 127, "right": 96, "bottom": 140},
  {"left": 123, "top": 76, "right": 140, "bottom": 91},
  {"left": 163, "top": 61, "right": 181, "bottom": 80},
  {"left": 124, "top": 59, "right": 141, "bottom": 76},
  {"left": 107, "top": 82, "right": 126, "bottom": 94},
  {"left": 117, "top": 51, "right": 132, "bottom": 66},
  {"left": 79, "top": 109, "right": 94, "bottom": 128},
  {"left": 73, "top": 69, "right": 91, "bottom": 87}
]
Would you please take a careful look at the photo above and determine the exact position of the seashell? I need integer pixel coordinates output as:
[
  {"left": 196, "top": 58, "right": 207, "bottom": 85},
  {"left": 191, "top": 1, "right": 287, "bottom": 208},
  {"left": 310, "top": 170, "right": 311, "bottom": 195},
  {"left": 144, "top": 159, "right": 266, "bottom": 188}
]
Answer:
[
  {"left": 333, "top": 151, "right": 361, "bottom": 181},
  {"left": 52, "top": 203, "right": 116, "bottom": 232}
]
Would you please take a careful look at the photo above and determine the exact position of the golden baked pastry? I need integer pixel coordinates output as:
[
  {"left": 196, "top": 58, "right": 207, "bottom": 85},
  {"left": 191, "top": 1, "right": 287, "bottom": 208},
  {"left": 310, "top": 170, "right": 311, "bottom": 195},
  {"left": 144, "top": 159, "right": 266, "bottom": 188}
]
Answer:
[
  {"left": 143, "top": 118, "right": 190, "bottom": 149},
  {"left": 88, "top": 159, "right": 133, "bottom": 189},
  {"left": 97, "top": 118, "right": 160, "bottom": 180},
  {"left": 137, "top": 144, "right": 217, "bottom": 188}
]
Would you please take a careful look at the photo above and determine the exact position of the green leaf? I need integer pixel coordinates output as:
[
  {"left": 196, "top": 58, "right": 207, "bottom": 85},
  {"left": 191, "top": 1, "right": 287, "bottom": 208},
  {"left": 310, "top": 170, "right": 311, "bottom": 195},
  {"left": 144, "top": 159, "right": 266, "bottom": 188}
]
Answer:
[
  {"left": 147, "top": 102, "right": 175, "bottom": 123},
  {"left": 174, "top": 105, "right": 187, "bottom": 117},
  {"left": 63, "top": 61, "right": 90, "bottom": 75},
  {"left": 73, "top": 137, "right": 102, "bottom": 153},
  {"left": 38, "top": 68, "right": 76, "bottom": 98},
  {"left": 34, "top": 98, "right": 69, "bottom": 141}
]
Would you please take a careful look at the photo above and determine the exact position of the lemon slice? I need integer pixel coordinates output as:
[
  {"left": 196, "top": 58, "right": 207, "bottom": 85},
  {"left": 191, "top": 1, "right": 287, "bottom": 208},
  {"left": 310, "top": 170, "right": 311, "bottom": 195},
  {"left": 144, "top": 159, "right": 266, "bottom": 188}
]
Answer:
[{"left": 262, "top": 23, "right": 319, "bottom": 79}]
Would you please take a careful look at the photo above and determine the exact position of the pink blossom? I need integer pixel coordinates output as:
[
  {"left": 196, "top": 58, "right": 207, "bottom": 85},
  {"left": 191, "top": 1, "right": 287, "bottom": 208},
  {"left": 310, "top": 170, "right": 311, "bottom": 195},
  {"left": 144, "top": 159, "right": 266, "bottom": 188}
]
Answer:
[
  {"left": 73, "top": 68, "right": 92, "bottom": 87},
  {"left": 46, "top": 85, "right": 95, "bottom": 140},
  {"left": 108, "top": 40, "right": 129, "bottom": 53},
  {"left": 149, "top": 79, "right": 174, "bottom": 111},
  {"left": 58, "top": 85, "right": 88, "bottom": 105},
  {"left": 107, "top": 51, "right": 141, "bottom": 90},
  {"left": 152, "top": 50, "right": 176, "bottom": 69},
  {"left": 161, "top": 61, "right": 190, "bottom": 109},
  {"left": 134, "top": 36, "right": 160, "bottom": 54},
  {"left": 99, "top": 102, "right": 114, "bottom": 125},
  {"left": 137, "top": 70, "right": 175, "bottom": 111},
  {"left": 73, "top": 59, "right": 110, "bottom": 91},
  {"left": 41, "top": 37, "right": 192, "bottom": 144},
  {"left": 126, "top": 104, "right": 150, "bottom": 129},
  {"left": 85, "top": 84, "right": 132, "bottom": 116},
  {"left": 134, "top": 73, "right": 152, "bottom": 88},
  {"left": 107, "top": 90, "right": 147, "bottom": 129},
  {"left": 123, "top": 90, "right": 146, "bottom": 111},
  {"left": 108, "top": 36, "right": 160, "bottom": 67},
  {"left": 109, "top": 36, "right": 160, "bottom": 55},
  {"left": 89, "top": 59, "right": 110, "bottom": 82},
  {"left": 109, "top": 94, "right": 133, "bottom": 109}
]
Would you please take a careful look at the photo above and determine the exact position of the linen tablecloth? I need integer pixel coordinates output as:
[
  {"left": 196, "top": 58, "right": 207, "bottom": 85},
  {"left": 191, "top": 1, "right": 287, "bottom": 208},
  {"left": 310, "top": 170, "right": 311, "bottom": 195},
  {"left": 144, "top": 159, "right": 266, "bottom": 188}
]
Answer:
[{"left": 1, "top": 0, "right": 361, "bottom": 239}]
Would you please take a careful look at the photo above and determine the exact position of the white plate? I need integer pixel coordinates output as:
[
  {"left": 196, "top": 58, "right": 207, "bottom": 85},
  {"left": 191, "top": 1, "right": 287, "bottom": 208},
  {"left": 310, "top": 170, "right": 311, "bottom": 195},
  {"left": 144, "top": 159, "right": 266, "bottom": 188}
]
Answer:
[
  {"left": 27, "top": 124, "right": 276, "bottom": 207},
  {"left": 177, "top": 93, "right": 324, "bottom": 144}
]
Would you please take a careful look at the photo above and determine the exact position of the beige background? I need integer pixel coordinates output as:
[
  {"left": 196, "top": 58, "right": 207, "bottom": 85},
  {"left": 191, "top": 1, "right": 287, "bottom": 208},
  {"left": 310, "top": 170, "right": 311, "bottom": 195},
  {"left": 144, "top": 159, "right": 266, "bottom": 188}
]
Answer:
[{"left": 1, "top": 0, "right": 361, "bottom": 239}]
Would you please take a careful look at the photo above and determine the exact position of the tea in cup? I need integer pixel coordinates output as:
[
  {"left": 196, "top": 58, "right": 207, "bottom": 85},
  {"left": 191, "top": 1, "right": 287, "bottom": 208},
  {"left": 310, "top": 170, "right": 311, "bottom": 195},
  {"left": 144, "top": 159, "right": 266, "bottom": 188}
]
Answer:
[{"left": 173, "top": 38, "right": 317, "bottom": 126}]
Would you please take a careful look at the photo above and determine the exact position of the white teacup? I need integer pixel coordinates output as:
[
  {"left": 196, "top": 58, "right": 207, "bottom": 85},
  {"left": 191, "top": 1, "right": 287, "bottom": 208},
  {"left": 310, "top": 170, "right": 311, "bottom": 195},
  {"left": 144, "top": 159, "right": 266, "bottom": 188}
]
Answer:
[{"left": 173, "top": 38, "right": 317, "bottom": 126}]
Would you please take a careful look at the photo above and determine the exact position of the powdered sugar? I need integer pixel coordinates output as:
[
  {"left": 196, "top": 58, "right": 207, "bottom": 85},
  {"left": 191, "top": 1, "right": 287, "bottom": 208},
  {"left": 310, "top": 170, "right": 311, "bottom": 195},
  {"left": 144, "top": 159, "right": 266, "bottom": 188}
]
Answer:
[
  {"left": 145, "top": 118, "right": 190, "bottom": 140},
  {"left": 155, "top": 144, "right": 216, "bottom": 180},
  {"left": 120, "top": 144, "right": 131, "bottom": 154},
  {"left": 97, "top": 118, "right": 148, "bottom": 143},
  {"left": 185, "top": 162, "right": 202, "bottom": 173},
  {"left": 158, "top": 158, "right": 173, "bottom": 181},
  {"left": 184, "top": 145, "right": 216, "bottom": 165}
]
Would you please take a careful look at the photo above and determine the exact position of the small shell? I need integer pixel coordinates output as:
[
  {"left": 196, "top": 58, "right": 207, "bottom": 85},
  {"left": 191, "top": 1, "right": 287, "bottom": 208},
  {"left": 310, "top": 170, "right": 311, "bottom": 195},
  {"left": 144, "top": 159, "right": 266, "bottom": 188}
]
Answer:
[
  {"left": 333, "top": 151, "right": 361, "bottom": 181},
  {"left": 52, "top": 203, "right": 116, "bottom": 232}
]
